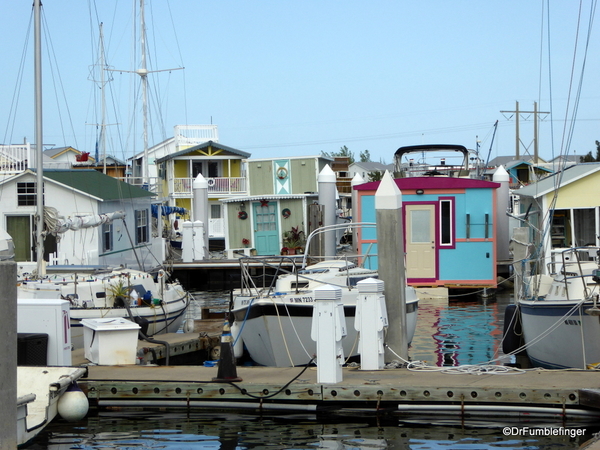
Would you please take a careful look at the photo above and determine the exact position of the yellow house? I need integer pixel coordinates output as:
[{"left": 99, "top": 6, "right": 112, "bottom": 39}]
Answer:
[
  {"left": 516, "top": 162, "right": 600, "bottom": 272},
  {"left": 155, "top": 140, "right": 251, "bottom": 240}
]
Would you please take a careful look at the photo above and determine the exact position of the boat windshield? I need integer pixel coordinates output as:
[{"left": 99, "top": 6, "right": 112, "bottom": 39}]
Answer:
[{"left": 298, "top": 268, "right": 329, "bottom": 274}]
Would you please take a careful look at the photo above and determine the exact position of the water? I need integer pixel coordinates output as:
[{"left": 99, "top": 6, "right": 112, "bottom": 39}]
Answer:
[{"left": 26, "top": 290, "right": 600, "bottom": 449}]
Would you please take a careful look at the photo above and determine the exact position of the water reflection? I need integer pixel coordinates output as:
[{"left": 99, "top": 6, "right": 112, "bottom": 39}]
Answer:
[
  {"left": 409, "top": 294, "right": 510, "bottom": 366},
  {"left": 28, "top": 411, "right": 595, "bottom": 449}
]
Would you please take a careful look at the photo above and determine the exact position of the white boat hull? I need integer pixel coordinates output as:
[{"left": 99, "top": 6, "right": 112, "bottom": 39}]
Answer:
[
  {"left": 519, "top": 300, "right": 600, "bottom": 369},
  {"left": 517, "top": 252, "right": 600, "bottom": 369},
  {"left": 68, "top": 296, "right": 189, "bottom": 348},
  {"left": 232, "top": 288, "right": 419, "bottom": 367},
  {"left": 17, "top": 267, "right": 190, "bottom": 349}
]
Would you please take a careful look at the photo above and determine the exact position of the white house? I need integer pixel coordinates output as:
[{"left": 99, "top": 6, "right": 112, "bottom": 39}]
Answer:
[{"left": 0, "top": 169, "right": 159, "bottom": 271}]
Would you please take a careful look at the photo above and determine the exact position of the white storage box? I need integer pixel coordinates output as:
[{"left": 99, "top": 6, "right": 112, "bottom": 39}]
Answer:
[{"left": 81, "top": 318, "right": 140, "bottom": 365}]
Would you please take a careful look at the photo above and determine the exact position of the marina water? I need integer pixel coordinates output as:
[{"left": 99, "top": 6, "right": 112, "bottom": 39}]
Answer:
[{"left": 27, "top": 290, "right": 600, "bottom": 449}]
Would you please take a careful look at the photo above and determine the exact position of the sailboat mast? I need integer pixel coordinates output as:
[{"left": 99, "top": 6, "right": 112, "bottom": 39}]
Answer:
[
  {"left": 100, "top": 23, "right": 107, "bottom": 174},
  {"left": 139, "top": 0, "right": 149, "bottom": 186},
  {"left": 34, "top": 0, "right": 44, "bottom": 275}
]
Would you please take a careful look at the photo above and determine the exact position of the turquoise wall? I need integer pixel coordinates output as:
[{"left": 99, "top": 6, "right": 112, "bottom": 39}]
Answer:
[{"left": 358, "top": 189, "right": 495, "bottom": 281}]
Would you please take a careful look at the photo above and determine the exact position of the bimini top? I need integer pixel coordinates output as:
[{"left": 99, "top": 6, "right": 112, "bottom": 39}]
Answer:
[{"left": 394, "top": 144, "right": 469, "bottom": 160}]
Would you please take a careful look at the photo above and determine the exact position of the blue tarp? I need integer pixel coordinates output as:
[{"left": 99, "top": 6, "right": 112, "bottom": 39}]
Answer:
[{"left": 151, "top": 205, "right": 187, "bottom": 218}]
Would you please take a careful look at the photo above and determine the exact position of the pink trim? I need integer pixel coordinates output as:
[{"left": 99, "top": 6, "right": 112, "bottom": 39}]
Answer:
[{"left": 354, "top": 177, "right": 500, "bottom": 191}]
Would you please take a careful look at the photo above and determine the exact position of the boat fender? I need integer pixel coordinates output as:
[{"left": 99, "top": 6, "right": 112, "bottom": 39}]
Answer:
[
  {"left": 502, "top": 304, "right": 523, "bottom": 355},
  {"left": 133, "top": 316, "right": 150, "bottom": 338},
  {"left": 183, "top": 319, "right": 195, "bottom": 333},
  {"left": 57, "top": 382, "right": 89, "bottom": 422}
]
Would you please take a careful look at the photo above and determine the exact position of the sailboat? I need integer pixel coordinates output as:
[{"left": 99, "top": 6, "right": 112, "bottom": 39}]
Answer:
[
  {"left": 501, "top": 7, "right": 600, "bottom": 370},
  {"left": 11, "top": 0, "right": 192, "bottom": 350}
]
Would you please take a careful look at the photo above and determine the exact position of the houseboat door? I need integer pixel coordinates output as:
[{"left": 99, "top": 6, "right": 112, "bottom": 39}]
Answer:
[
  {"left": 7, "top": 215, "right": 32, "bottom": 261},
  {"left": 252, "top": 202, "right": 280, "bottom": 255},
  {"left": 405, "top": 204, "right": 436, "bottom": 280}
]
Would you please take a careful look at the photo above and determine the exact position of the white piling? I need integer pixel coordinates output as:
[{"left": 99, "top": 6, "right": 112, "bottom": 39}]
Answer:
[
  {"left": 318, "top": 165, "right": 337, "bottom": 259},
  {"left": 375, "top": 171, "right": 408, "bottom": 362},
  {"left": 192, "top": 174, "right": 209, "bottom": 259},
  {"left": 0, "top": 261, "right": 17, "bottom": 449},
  {"left": 355, "top": 278, "right": 388, "bottom": 370},
  {"left": 493, "top": 166, "right": 510, "bottom": 261},
  {"left": 311, "top": 284, "right": 346, "bottom": 384}
]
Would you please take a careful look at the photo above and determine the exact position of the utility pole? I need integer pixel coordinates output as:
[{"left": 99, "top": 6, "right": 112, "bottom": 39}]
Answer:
[{"left": 501, "top": 101, "right": 549, "bottom": 163}]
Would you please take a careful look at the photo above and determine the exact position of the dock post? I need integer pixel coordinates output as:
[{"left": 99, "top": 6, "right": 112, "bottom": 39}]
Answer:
[
  {"left": 355, "top": 278, "right": 387, "bottom": 370},
  {"left": 375, "top": 171, "right": 408, "bottom": 362},
  {"left": 311, "top": 284, "right": 345, "bottom": 383},
  {"left": 0, "top": 261, "right": 17, "bottom": 449},
  {"left": 493, "top": 166, "right": 510, "bottom": 262},
  {"left": 192, "top": 173, "right": 209, "bottom": 260},
  {"left": 318, "top": 165, "right": 337, "bottom": 259}
]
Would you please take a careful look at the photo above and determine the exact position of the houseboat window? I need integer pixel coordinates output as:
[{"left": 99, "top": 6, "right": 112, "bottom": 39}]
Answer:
[
  {"left": 440, "top": 199, "right": 454, "bottom": 246},
  {"left": 411, "top": 210, "right": 430, "bottom": 243},
  {"left": 135, "top": 209, "right": 149, "bottom": 244},
  {"left": 17, "top": 182, "right": 37, "bottom": 206},
  {"left": 102, "top": 223, "right": 113, "bottom": 252}
]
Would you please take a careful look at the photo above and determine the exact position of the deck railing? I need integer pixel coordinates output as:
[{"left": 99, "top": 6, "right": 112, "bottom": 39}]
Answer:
[{"left": 173, "top": 177, "right": 247, "bottom": 196}]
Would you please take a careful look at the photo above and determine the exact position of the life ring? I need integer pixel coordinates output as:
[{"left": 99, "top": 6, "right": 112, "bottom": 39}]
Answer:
[
  {"left": 207, "top": 178, "right": 215, "bottom": 187},
  {"left": 276, "top": 167, "right": 288, "bottom": 179},
  {"left": 282, "top": 208, "right": 291, "bottom": 219},
  {"left": 238, "top": 210, "right": 248, "bottom": 220}
]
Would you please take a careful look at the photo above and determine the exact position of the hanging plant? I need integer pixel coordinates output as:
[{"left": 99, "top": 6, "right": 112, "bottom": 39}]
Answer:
[{"left": 238, "top": 211, "right": 248, "bottom": 220}]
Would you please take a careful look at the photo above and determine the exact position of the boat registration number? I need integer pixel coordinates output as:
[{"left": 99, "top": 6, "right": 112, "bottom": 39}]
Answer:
[{"left": 289, "top": 296, "right": 314, "bottom": 303}]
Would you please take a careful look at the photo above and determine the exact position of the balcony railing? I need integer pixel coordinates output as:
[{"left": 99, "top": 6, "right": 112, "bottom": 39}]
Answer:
[{"left": 173, "top": 177, "right": 247, "bottom": 196}]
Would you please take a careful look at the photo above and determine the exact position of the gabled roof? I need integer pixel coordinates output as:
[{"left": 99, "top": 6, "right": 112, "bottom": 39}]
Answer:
[
  {"left": 349, "top": 161, "right": 393, "bottom": 172},
  {"left": 487, "top": 155, "right": 548, "bottom": 167},
  {"left": 515, "top": 162, "right": 600, "bottom": 198},
  {"left": 155, "top": 140, "right": 251, "bottom": 163},
  {"left": 41, "top": 169, "right": 154, "bottom": 200},
  {"left": 504, "top": 159, "right": 553, "bottom": 173},
  {"left": 0, "top": 169, "right": 154, "bottom": 201},
  {"left": 43, "top": 146, "right": 80, "bottom": 158}
]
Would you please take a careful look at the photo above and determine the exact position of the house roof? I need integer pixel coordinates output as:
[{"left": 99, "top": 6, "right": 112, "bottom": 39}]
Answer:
[
  {"left": 504, "top": 159, "right": 554, "bottom": 173},
  {"left": 515, "top": 162, "right": 600, "bottom": 198},
  {"left": 354, "top": 176, "right": 500, "bottom": 191},
  {"left": 43, "top": 146, "right": 80, "bottom": 158},
  {"left": 41, "top": 169, "right": 155, "bottom": 201},
  {"left": 486, "top": 155, "right": 549, "bottom": 167},
  {"left": 349, "top": 161, "right": 393, "bottom": 172},
  {"left": 155, "top": 140, "right": 251, "bottom": 163}
]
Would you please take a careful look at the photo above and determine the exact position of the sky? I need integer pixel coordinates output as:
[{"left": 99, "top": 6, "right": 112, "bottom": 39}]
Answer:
[{"left": 1, "top": 1, "right": 599, "bottom": 167}]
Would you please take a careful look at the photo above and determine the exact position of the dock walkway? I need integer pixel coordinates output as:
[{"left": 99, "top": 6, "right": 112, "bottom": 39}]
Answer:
[{"left": 80, "top": 363, "right": 600, "bottom": 420}]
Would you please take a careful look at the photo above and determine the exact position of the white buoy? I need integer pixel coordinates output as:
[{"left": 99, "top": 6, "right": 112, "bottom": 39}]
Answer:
[
  {"left": 183, "top": 318, "right": 195, "bottom": 333},
  {"left": 57, "top": 382, "right": 89, "bottom": 422}
]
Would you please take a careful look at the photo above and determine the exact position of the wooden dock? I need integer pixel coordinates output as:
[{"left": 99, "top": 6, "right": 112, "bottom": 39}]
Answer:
[{"left": 78, "top": 361, "right": 600, "bottom": 421}]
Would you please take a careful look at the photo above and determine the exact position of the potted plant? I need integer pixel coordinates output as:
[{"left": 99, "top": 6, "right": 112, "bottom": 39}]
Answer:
[{"left": 281, "top": 226, "right": 305, "bottom": 255}]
